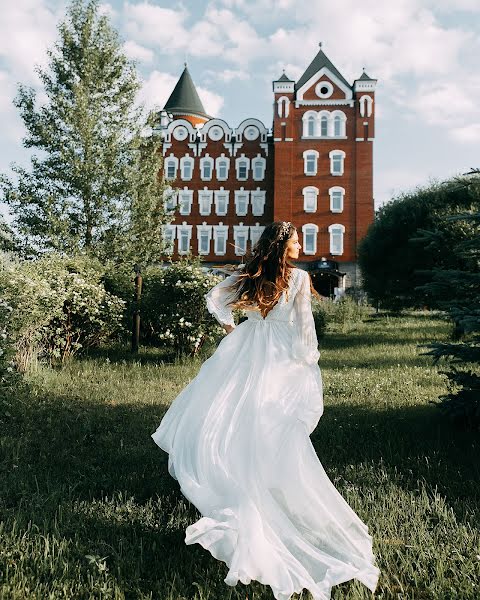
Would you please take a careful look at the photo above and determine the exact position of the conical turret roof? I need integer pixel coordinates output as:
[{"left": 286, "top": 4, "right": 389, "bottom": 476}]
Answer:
[{"left": 164, "top": 65, "right": 211, "bottom": 119}]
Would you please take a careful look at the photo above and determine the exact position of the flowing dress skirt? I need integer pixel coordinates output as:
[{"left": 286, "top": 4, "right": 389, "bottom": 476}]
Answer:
[{"left": 151, "top": 316, "right": 380, "bottom": 600}]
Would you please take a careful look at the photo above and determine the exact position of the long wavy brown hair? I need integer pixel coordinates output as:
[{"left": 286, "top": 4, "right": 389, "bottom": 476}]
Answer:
[{"left": 223, "top": 221, "right": 318, "bottom": 318}]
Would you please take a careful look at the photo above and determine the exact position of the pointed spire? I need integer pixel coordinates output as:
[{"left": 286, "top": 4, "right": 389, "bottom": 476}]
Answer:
[
  {"left": 164, "top": 65, "right": 211, "bottom": 120},
  {"left": 296, "top": 44, "right": 351, "bottom": 91}
]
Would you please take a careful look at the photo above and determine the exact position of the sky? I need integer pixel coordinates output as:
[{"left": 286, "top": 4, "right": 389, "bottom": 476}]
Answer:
[{"left": 1, "top": 0, "right": 480, "bottom": 223}]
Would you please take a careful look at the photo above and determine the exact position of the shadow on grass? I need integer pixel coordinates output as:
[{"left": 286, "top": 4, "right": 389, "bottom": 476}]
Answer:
[{"left": 1, "top": 375, "right": 479, "bottom": 598}]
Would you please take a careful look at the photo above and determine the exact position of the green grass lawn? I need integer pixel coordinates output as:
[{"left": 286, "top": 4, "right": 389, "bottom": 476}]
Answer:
[{"left": 1, "top": 312, "right": 479, "bottom": 599}]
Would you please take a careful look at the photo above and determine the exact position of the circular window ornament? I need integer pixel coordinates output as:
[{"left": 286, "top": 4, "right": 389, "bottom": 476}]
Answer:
[
  {"left": 244, "top": 126, "right": 259, "bottom": 141},
  {"left": 173, "top": 126, "right": 188, "bottom": 141},
  {"left": 315, "top": 81, "right": 333, "bottom": 99},
  {"left": 208, "top": 126, "right": 224, "bottom": 141}
]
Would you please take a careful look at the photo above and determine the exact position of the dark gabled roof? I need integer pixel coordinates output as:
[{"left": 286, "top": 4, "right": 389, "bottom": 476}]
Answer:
[
  {"left": 164, "top": 65, "right": 211, "bottom": 119},
  {"left": 276, "top": 72, "right": 294, "bottom": 82},
  {"left": 295, "top": 47, "right": 351, "bottom": 91},
  {"left": 357, "top": 70, "right": 377, "bottom": 81}
]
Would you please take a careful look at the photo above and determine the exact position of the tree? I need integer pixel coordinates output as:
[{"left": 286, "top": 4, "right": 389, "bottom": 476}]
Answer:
[
  {"left": 358, "top": 177, "right": 479, "bottom": 310},
  {"left": 0, "top": 0, "right": 170, "bottom": 262},
  {"left": 415, "top": 171, "right": 480, "bottom": 428}
]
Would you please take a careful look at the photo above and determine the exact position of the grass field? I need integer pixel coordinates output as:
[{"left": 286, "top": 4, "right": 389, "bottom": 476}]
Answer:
[{"left": 1, "top": 312, "right": 479, "bottom": 599}]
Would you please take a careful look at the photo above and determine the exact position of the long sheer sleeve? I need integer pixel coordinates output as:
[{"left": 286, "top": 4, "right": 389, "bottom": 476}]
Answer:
[
  {"left": 205, "top": 273, "right": 240, "bottom": 328},
  {"left": 291, "top": 270, "right": 320, "bottom": 365}
]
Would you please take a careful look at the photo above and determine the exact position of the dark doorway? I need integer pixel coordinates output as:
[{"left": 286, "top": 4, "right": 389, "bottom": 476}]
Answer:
[{"left": 310, "top": 270, "right": 339, "bottom": 299}]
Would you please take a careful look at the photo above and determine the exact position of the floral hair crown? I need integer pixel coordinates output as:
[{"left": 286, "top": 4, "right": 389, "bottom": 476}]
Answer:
[{"left": 279, "top": 221, "right": 292, "bottom": 240}]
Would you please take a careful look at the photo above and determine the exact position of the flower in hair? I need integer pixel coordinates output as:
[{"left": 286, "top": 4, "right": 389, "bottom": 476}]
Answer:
[{"left": 279, "top": 221, "right": 292, "bottom": 239}]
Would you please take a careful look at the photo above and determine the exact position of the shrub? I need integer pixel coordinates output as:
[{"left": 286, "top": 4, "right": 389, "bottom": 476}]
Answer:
[
  {"left": 313, "top": 296, "right": 371, "bottom": 333},
  {"left": 0, "top": 253, "right": 126, "bottom": 369},
  {"left": 0, "top": 295, "right": 19, "bottom": 391}
]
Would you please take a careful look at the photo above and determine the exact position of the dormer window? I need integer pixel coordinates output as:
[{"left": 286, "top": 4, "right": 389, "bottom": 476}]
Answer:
[{"left": 303, "top": 150, "right": 319, "bottom": 176}]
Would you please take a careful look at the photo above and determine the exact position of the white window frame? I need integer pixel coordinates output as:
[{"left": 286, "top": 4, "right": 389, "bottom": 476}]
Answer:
[
  {"left": 250, "top": 223, "right": 265, "bottom": 247},
  {"left": 177, "top": 222, "right": 193, "bottom": 255},
  {"left": 178, "top": 187, "right": 193, "bottom": 215},
  {"left": 198, "top": 188, "right": 213, "bottom": 216},
  {"left": 302, "top": 186, "right": 319, "bottom": 213},
  {"left": 277, "top": 96, "right": 290, "bottom": 118},
  {"left": 200, "top": 155, "right": 214, "bottom": 181},
  {"left": 302, "top": 110, "right": 318, "bottom": 137},
  {"left": 251, "top": 189, "right": 266, "bottom": 216},
  {"left": 329, "top": 150, "right": 345, "bottom": 176},
  {"left": 162, "top": 224, "right": 176, "bottom": 255},
  {"left": 233, "top": 222, "right": 249, "bottom": 256},
  {"left": 328, "top": 223, "right": 345, "bottom": 255},
  {"left": 180, "top": 154, "right": 194, "bottom": 181},
  {"left": 215, "top": 154, "right": 230, "bottom": 181},
  {"left": 164, "top": 155, "right": 178, "bottom": 180},
  {"left": 329, "top": 186, "right": 345, "bottom": 213},
  {"left": 320, "top": 114, "right": 329, "bottom": 137},
  {"left": 214, "top": 187, "right": 230, "bottom": 216},
  {"left": 303, "top": 150, "right": 319, "bottom": 176},
  {"left": 235, "top": 154, "right": 250, "bottom": 181},
  {"left": 359, "top": 95, "right": 373, "bottom": 118},
  {"left": 252, "top": 155, "right": 266, "bottom": 181},
  {"left": 301, "top": 223, "right": 319, "bottom": 255},
  {"left": 234, "top": 188, "right": 249, "bottom": 216},
  {"left": 213, "top": 223, "right": 229, "bottom": 255},
  {"left": 196, "top": 222, "right": 213, "bottom": 255}
]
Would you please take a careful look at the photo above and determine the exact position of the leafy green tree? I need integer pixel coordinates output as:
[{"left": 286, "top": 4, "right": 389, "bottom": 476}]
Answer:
[
  {"left": 0, "top": 0, "right": 170, "bottom": 262},
  {"left": 415, "top": 171, "right": 480, "bottom": 428},
  {"left": 358, "top": 177, "right": 479, "bottom": 310},
  {"left": 0, "top": 215, "right": 19, "bottom": 253}
]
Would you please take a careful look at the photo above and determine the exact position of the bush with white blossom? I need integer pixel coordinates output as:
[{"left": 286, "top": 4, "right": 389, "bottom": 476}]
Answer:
[
  {"left": 139, "top": 257, "right": 231, "bottom": 355},
  {"left": 0, "top": 295, "right": 18, "bottom": 389},
  {"left": 0, "top": 253, "right": 126, "bottom": 369}
]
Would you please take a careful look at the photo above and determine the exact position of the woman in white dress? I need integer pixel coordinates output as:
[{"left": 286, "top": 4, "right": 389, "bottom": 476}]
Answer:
[{"left": 151, "top": 221, "right": 380, "bottom": 600}]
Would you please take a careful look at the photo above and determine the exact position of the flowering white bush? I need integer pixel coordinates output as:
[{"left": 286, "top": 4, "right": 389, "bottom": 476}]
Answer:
[
  {"left": 0, "top": 296, "right": 18, "bottom": 389},
  {"left": 140, "top": 257, "right": 231, "bottom": 355},
  {"left": 0, "top": 253, "right": 126, "bottom": 369}
]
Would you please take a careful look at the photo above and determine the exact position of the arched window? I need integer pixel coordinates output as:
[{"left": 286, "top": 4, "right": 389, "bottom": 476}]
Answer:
[
  {"left": 359, "top": 95, "right": 373, "bottom": 118},
  {"left": 302, "top": 186, "right": 319, "bottom": 213},
  {"left": 329, "top": 150, "right": 345, "bottom": 176},
  {"left": 235, "top": 154, "right": 250, "bottom": 181},
  {"left": 332, "top": 111, "right": 347, "bottom": 137},
  {"left": 328, "top": 223, "right": 345, "bottom": 255},
  {"left": 320, "top": 115, "right": 329, "bottom": 137},
  {"left": 301, "top": 223, "right": 319, "bottom": 255},
  {"left": 277, "top": 96, "right": 290, "bottom": 118},
  {"left": 329, "top": 186, "right": 345, "bottom": 213},
  {"left": 303, "top": 150, "right": 319, "bottom": 176}
]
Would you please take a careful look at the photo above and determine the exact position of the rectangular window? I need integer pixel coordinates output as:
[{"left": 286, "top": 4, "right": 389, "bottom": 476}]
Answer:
[
  {"left": 238, "top": 164, "right": 247, "bottom": 179},
  {"left": 334, "top": 119, "right": 341, "bottom": 136},
  {"left": 179, "top": 192, "right": 191, "bottom": 215},
  {"left": 203, "top": 163, "right": 211, "bottom": 179},
  {"left": 216, "top": 233, "right": 227, "bottom": 254},
  {"left": 182, "top": 163, "right": 192, "bottom": 180},
  {"left": 236, "top": 234, "right": 247, "bottom": 254},
  {"left": 164, "top": 229, "right": 174, "bottom": 254},
  {"left": 332, "top": 156, "right": 342, "bottom": 174},
  {"left": 321, "top": 119, "right": 328, "bottom": 136},
  {"left": 331, "top": 230, "right": 343, "bottom": 254},
  {"left": 254, "top": 164, "right": 263, "bottom": 180},
  {"left": 216, "top": 193, "right": 228, "bottom": 215},
  {"left": 167, "top": 164, "right": 176, "bottom": 179},
  {"left": 308, "top": 119, "right": 315, "bottom": 136},
  {"left": 236, "top": 193, "right": 248, "bottom": 215},
  {"left": 179, "top": 231, "right": 189, "bottom": 253},
  {"left": 306, "top": 156, "right": 316, "bottom": 174},
  {"left": 305, "top": 231, "right": 315, "bottom": 253},
  {"left": 305, "top": 191, "right": 316, "bottom": 212},
  {"left": 251, "top": 192, "right": 265, "bottom": 216},
  {"left": 331, "top": 191, "right": 343, "bottom": 211},
  {"left": 200, "top": 232, "right": 209, "bottom": 253},
  {"left": 218, "top": 162, "right": 228, "bottom": 179}
]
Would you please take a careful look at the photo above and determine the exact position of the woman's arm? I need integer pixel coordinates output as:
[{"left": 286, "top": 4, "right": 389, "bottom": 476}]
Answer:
[
  {"left": 291, "top": 270, "right": 320, "bottom": 365},
  {"left": 205, "top": 273, "right": 239, "bottom": 332}
]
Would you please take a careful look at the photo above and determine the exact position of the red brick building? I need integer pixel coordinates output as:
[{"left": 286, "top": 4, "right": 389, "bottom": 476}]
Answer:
[{"left": 155, "top": 45, "right": 377, "bottom": 295}]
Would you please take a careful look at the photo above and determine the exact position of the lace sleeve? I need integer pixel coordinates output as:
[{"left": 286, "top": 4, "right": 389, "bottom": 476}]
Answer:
[
  {"left": 292, "top": 269, "right": 320, "bottom": 365},
  {"left": 205, "top": 273, "right": 240, "bottom": 328}
]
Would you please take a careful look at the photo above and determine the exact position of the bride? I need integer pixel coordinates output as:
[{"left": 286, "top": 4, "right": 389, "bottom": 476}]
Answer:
[{"left": 151, "top": 221, "right": 380, "bottom": 600}]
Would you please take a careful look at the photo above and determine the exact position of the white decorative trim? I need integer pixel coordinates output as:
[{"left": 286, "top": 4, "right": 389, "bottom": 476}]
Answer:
[
  {"left": 302, "top": 110, "right": 347, "bottom": 138},
  {"left": 250, "top": 222, "right": 265, "bottom": 246},
  {"left": 295, "top": 100, "right": 354, "bottom": 107},
  {"left": 162, "top": 224, "right": 176, "bottom": 255},
  {"left": 163, "top": 185, "right": 177, "bottom": 210},
  {"left": 277, "top": 96, "right": 290, "bottom": 118},
  {"left": 285, "top": 137, "right": 294, "bottom": 141},
  {"left": 252, "top": 155, "right": 266, "bottom": 181},
  {"left": 188, "top": 141, "right": 208, "bottom": 157},
  {"left": 260, "top": 142, "right": 269, "bottom": 156},
  {"left": 215, "top": 154, "right": 230, "bottom": 181},
  {"left": 214, "top": 187, "right": 230, "bottom": 215},
  {"left": 297, "top": 68, "right": 352, "bottom": 102},
  {"left": 315, "top": 81, "right": 334, "bottom": 98},
  {"left": 273, "top": 137, "right": 282, "bottom": 141},
  {"left": 235, "top": 154, "right": 250, "bottom": 181},
  {"left": 234, "top": 188, "right": 250, "bottom": 216},
  {"left": 355, "top": 137, "right": 364, "bottom": 141},
  {"left": 328, "top": 223, "right": 345, "bottom": 255},
  {"left": 363, "top": 121, "right": 368, "bottom": 125},
  {"left": 198, "top": 188, "right": 213, "bottom": 216},
  {"left": 164, "top": 118, "right": 197, "bottom": 144},
  {"left": 367, "top": 137, "right": 375, "bottom": 141},
  {"left": 178, "top": 187, "right": 193, "bottom": 215},
  {"left": 179, "top": 154, "right": 194, "bottom": 180},
  {"left": 301, "top": 223, "right": 319, "bottom": 255},
  {"left": 359, "top": 95, "right": 373, "bottom": 118},
  {"left": 164, "top": 154, "right": 178, "bottom": 180},
  {"left": 198, "top": 118, "right": 233, "bottom": 143},
  {"left": 200, "top": 154, "right": 214, "bottom": 181},
  {"left": 236, "top": 118, "right": 268, "bottom": 143},
  {"left": 354, "top": 80, "right": 376, "bottom": 93},
  {"left": 273, "top": 81, "right": 294, "bottom": 93}
]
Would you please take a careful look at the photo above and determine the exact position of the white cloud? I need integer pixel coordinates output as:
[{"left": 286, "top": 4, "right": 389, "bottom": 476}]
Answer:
[
  {"left": 123, "top": 40, "right": 154, "bottom": 63},
  {"left": 216, "top": 69, "right": 250, "bottom": 82},
  {"left": 450, "top": 124, "right": 480, "bottom": 143}
]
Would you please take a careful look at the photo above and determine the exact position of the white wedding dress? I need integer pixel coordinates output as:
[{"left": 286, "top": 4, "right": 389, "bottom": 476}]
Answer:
[{"left": 151, "top": 267, "right": 380, "bottom": 600}]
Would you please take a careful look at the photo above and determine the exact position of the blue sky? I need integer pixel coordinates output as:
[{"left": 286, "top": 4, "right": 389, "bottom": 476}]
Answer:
[{"left": 1, "top": 0, "right": 480, "bottom": 222}]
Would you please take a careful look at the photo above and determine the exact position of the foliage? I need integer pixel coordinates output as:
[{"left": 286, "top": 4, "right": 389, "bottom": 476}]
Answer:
[
  {"left": 415, "top": 171, "right": 480, "bottom": 429},
  {"left": 312, "top": 295, "right": 371, "bottom": 334},
  {"left": 0, "top": 295, "right": 20, "bottom": 392},
  {"left": 0, "top": 252, "right": 126, "bottom": 369},
  {"left": 358, "top": 176, "right": 479, "bottom": 310},
  {"left": 138, "top": 256, "right": 229, "bottom": 355},
  {"left": 0, "top": 0, "right": 170, "bottom": 262}
]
